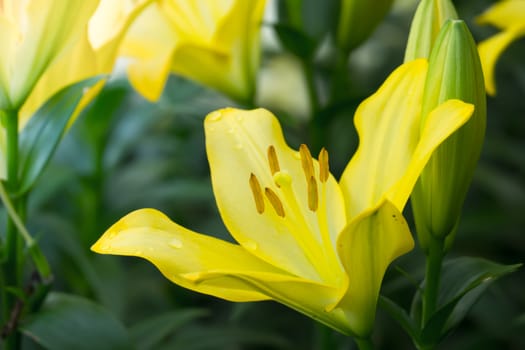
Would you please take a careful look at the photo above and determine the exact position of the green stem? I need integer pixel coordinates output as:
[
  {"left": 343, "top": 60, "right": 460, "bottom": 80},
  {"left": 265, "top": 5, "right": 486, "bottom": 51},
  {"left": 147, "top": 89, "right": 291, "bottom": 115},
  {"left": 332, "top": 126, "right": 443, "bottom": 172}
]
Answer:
[
  {"left": 301, "top": 60, "right": 324, "bottom": 153},
  {"left": 355, "top": 336, "right": 374, "bottom": 350},
  {"left": 422, "top": 236, "right": 445, "bottom": 326},
  {"left": 2, "top": 109, "right": 21, "bottom": 350}
]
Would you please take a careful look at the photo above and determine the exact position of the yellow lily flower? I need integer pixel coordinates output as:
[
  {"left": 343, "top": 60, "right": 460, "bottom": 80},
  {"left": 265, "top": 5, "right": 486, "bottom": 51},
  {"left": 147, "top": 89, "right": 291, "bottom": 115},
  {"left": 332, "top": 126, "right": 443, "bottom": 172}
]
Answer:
[
  {"left": 477, "top": 0, "right": 525, "bottom": 95},
  {"left": 92, "top": 60, "right": 473, "bottom": 337},
  {"left": 0, "top": 0, "right": 153, "bottom": 123},
  {"left": 120, "top": 0, "right": 266, "bottom": 104},
  {"left": 0, "top": 0, "right": 153, "bottom": 178}
]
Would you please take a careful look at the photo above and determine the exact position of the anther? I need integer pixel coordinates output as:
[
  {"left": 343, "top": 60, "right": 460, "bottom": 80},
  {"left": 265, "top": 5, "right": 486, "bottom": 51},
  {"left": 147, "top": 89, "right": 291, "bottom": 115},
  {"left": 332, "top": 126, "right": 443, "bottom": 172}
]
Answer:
[
  {"left": 249, "top": 173, "right": 265, "bottom": 214},
  {"left": 299, "top": 144, "right": 314, "bottom": 179},
  {"left": 318, "top": 148, "right": 329, "bottom": 183},
  {"left": 267, "top": 145, "right": 280, "bottom": 175},
  {"left": 307, "top": 176, "right": 319, "bottom": 211},
  {"left": 265, "top": 188, "right": 285, "bottom": 217}
]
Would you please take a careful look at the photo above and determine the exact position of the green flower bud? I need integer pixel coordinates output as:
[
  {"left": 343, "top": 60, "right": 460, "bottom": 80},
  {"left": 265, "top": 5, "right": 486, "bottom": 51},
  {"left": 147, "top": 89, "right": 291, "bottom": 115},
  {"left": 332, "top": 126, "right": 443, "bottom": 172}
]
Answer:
[
  {"left": 411, "top": 20, "right": 486, "bottom": 251},
  {"left": 336, "top": 0, "right": 394, "bottom": 54},
  {"left": 404, "top": 0, "right": 458, "bottom": 62}
]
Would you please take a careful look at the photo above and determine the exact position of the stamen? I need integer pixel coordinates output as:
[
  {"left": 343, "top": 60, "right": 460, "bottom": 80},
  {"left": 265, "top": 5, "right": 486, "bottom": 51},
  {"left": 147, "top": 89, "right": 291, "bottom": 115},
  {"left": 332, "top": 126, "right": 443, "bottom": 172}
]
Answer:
[
  {"left": 249, "top": 173, "right": 265, "bottom": 214},
  {"left": 307, "top": 176, "right": 318, "bottom": 211},
  {"left": 318, "top": 148, "right": 329, "bottom": 183},
  {"left": 265, "top": 188, "right": 285, "bottom": 217},
  {"left": 299, "top": 144, "right": 314, "bottom": 179},
  {"left": 267, "top": 145, "right": 280, "bottom": 175}
]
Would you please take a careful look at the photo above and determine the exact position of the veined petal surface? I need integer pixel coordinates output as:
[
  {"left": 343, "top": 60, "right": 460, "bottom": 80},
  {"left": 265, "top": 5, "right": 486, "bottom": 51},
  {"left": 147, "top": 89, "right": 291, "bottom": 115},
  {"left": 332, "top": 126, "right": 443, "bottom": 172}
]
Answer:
[
  {"left": 336, "top": 200, "right": 413, "bottom": 337},
  {"left": 92, "top": 208, "right": 352, "bottom": 333},
  {"left": 340, "top": 60, "right": 427, "bottom": 218},
  {"left": 205, "top": 108, "right": 347, "bottom": 286},
  {"left": 340, "top": 60, "right": 474, "bottom": 218}
]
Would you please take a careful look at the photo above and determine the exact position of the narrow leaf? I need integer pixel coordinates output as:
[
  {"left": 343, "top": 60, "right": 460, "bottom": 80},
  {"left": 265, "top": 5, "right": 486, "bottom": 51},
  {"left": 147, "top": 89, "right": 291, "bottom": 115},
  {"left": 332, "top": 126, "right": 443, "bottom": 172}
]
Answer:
[{"left": 18, "top": 76, "right": 105, "bottom": 194}]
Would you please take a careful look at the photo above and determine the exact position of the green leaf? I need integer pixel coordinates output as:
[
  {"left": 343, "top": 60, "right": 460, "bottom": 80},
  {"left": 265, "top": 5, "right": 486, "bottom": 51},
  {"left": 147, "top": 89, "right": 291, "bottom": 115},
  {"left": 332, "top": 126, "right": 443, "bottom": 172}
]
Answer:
[
  {"left": 419, "top": 257, "right": 521, "bottom": 345},
  {"left": 19, "top": 292, "right": 133, "bottom": 350},
  {"left": 129, "top": 309, "right": 208, "bottom": 350},
  {"left": 378, "top": 296, "right": 420, "bottom": 342},
  {"left": 273, "top": 24, "right": 317, "bottom": 59},
  {"left": 18, "top": 76, "right": 105, "bottom": 194}
]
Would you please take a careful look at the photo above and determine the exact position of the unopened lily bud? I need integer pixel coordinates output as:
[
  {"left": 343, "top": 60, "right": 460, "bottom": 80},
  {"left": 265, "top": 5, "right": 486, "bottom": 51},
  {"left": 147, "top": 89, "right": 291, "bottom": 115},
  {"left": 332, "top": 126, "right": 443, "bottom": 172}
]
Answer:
[
  {"left": 404, "top": 0, "right": 458, "bottom": 62},
  {"left": 336, "top": 0, "right": 394, "bottom": 54},
  {"left": 411, "top": 20, "right": 486, "bottom": 250}
]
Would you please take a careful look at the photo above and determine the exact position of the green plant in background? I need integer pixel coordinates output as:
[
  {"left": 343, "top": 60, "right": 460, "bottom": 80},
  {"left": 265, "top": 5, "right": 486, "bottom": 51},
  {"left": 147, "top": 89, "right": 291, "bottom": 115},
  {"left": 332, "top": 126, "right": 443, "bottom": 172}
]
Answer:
[{"left": 0, "top": 0, "right": 524, "bottom": 349}]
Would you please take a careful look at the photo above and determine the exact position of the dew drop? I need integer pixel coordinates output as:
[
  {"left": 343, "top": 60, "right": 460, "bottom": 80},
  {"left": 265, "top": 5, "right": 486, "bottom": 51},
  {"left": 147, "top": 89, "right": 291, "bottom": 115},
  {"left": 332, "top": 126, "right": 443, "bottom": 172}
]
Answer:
[
  {"left": 235, "top": 143, "right": 243, "bottom": 150},
  {"left": 244, "top": 241, "right": 258, "bottom": 251},
  {"left": 134, "top": 249, "right": 143, "bottom": 255},
  {"left": 227, "top": 127, "right": 235, "bottom": 134},
  {"left": 292, "top": 152, "right": 301, "bottom": 160},
  {"left": 236, "top": 115, "right": 243, "bottom": 121},
  {"left": 208, "top": 110, "right": 223, "bottom": 121},
  {"left": 169, "top": 238, "right": 183, "bottom": 249}
]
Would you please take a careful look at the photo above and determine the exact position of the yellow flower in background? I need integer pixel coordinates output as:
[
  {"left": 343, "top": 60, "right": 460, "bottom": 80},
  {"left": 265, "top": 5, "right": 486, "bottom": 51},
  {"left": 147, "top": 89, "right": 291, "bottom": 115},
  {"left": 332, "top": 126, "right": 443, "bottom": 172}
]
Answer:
[
  {"left": 477, "top": 0, "right": 525, "bottom": 95},
  {"left": 92, "top": 60, "right": 473, "bottom": 337},
  {"left": 0, "top": 0, "right": 153, "bottom": 124},
  {"left": 120, "top": 0, "right": 266, "bottom": 104}
]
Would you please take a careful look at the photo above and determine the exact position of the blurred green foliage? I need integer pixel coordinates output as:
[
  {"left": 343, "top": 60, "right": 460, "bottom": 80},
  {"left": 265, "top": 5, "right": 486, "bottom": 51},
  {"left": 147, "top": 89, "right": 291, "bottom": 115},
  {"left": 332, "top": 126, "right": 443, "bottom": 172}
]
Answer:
[{"left": 9, "top": 0, "right": 524, "bottom": 349}]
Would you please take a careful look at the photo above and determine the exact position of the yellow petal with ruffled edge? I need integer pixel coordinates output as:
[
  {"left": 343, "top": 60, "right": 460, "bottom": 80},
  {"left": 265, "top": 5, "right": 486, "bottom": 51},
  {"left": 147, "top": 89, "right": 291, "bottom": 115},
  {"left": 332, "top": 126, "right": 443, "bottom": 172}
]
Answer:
[
  {"left": 340, "top": 59, "right": 473, "bottom": 218},
  {"left": 91, "top": 208, "right": 353, "bottom": 334},
  {"left": 340, "top": 59, "right": 427, "bottom": 218},
  {"left": 205, "top": 108, "right": 347, "bottom": 287},
  {"left": 336, "top": 200, "right": 413, "bottom": 337}
]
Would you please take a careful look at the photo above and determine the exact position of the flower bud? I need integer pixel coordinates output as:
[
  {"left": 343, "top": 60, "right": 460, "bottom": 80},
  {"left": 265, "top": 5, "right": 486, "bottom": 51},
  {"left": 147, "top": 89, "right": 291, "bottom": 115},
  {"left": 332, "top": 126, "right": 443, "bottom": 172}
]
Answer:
[
  {"left": 404, "top": 0, "right": 458, "bottom": 62},
  {"left": 336, "top": 0, "right": 394, "bottom": 54},
  {"left": 411, "top": 20, "right": 486, "bottom": 250}
]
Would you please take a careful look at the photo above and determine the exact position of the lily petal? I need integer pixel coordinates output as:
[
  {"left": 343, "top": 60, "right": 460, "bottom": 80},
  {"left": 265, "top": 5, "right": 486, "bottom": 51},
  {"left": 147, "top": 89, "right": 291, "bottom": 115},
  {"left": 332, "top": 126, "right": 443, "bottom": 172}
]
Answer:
[
  {"left": 8, "top": 0, "right": 99, "bottom": 108},
  {"left": 205, "top": 108, "right": 347, "bottom": 285},
  {"left": 476, "top": 0, "right": 525, "bottom": 30},
  {"left": 478, "top": 25, "right": 525, "bottom": 96},
  {"left": 91, "top": 208, "right": 351, "bottom": 333},
  {"left": 340, "top": 60, "right": 474, "bottom": 218},
  {"left": 336, "top": 200, "right": 414, "bottom": 337},
  {"left": 340, "top": 59, "right": 428, "bottom": 218},
  {"left": 120, "top": 3, "right": 177, "bottom": 101}
]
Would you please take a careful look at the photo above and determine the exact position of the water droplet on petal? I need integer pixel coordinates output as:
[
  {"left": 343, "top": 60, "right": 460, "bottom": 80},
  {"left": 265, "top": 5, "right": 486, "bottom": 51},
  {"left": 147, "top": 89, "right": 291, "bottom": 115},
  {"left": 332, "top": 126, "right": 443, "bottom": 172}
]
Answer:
[
  {"left": 292, "top": 152, "right": 301, "bottom": 160},
  {"left": 134, "top": 249, "right": 143, "bottom": 255},
  {"left": 227, "top": 127, "right": 235, "bottom": 134},
  {"left": 235, "top": 143, "right": 243, "bottom": 150},
  {"left": 169, "top": 238, "right": 183, "bottom": 249},
  {"left": 236, "top": 115, "right": 243, "bottom": 121},
  {"left": 208, "top": 110, "right": 223, "bottom": 121}
]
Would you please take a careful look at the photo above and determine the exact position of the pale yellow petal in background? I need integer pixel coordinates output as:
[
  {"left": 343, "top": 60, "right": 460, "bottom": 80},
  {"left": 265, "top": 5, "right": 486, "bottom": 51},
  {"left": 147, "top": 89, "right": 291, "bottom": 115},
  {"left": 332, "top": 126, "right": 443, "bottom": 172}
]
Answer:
[
  {"left": 476, "top": 0, "right": 525, "bottom": 29},
  {"left": 477, "top": 0, "right": 525, "bottom": 95},
  {"left": 478, "top": 25, "right": 525, "bottom": 95}
]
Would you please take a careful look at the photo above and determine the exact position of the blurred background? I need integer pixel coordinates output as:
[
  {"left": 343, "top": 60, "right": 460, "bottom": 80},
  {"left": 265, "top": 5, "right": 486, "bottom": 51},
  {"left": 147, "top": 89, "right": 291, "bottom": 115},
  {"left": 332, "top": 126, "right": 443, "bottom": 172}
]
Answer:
[{"left": 21, "top": 0, "right": 524, "bottom": 348}]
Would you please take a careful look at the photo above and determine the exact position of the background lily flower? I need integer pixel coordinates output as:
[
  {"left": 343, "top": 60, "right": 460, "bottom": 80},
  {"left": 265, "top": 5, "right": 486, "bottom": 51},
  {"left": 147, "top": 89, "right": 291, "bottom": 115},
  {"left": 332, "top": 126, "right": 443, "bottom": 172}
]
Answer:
[
  {"left": 0, "top": 0, "right": 153, "bottom": 178},
  {"left": 92, "top": 60, "right": 473, "bottom": 337},
  {"left": 477, "top": 0, "right": 525, "bottom": 95},
  {"left": 119, "top": 0, "right": 266, "bottom": 104},
  {"left": 0, "top": 0, "right": 152, "bottom": 120}
]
